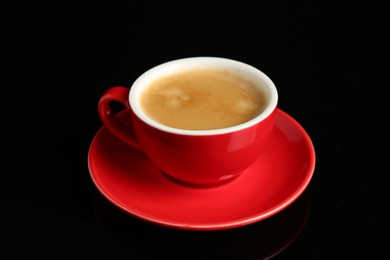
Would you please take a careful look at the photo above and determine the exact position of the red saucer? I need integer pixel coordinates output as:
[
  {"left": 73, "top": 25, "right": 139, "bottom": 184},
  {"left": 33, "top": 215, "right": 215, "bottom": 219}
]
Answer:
[{"left": 88, "top": 109, "right": 315, "bottom": 231}]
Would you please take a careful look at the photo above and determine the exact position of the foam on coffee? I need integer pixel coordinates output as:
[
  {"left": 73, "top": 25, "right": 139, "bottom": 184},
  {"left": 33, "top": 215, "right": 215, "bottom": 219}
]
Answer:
[{"left": 140, "top": 68, "right": 267, "bottom": 130}]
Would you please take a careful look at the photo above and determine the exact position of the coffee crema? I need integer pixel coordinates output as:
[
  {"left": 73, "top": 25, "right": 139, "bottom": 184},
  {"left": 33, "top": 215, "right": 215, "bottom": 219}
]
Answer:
[{"left": 139, "top": 68, "right": 267, "bottom": 130}]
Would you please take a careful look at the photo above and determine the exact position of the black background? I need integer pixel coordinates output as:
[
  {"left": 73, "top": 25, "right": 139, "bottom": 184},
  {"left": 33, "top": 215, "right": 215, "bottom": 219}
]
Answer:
[{"left": 5, "top": 0, "right": 387, "bottom": 259}]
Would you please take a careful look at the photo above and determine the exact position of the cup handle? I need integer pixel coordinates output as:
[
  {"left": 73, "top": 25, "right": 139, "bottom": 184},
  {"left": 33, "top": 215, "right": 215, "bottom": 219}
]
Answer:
[{"left": 98, "top": 86, "right": 142, "bottom": 150}]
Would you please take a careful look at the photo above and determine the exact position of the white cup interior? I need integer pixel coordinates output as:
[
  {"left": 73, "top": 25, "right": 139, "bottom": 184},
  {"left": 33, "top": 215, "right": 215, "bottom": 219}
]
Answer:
[{"left": 129, "top": 57, "right": 278, "bottom": 136}]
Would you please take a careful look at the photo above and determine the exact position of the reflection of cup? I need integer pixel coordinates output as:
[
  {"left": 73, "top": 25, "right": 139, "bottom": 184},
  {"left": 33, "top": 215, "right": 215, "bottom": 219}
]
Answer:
[
  {"left": 93, "top": 189, "right": 311, "bottom": 259},
  {"left": 98, "top": 57, "right": 278, "bottom": 186}
]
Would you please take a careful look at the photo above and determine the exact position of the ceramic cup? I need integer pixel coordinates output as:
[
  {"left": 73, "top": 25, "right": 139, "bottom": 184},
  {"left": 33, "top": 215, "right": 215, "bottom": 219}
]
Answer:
[{"left": 98, "top": 57, "right": 278, "bottom": 186}]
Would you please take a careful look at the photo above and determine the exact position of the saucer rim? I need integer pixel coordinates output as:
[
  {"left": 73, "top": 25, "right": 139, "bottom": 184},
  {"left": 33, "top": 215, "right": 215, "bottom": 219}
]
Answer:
[{"left": 88, "top": 108, "right": 315, "bottom": 230}]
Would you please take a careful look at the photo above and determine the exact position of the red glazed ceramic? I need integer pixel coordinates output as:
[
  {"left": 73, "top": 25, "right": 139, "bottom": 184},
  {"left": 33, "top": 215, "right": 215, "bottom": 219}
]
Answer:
[
  {"left": 88, "top": 109, "right": 315, "bottom": 230},
  {"left": 98, "top": 57, "right": 278, "bottom": 186}
]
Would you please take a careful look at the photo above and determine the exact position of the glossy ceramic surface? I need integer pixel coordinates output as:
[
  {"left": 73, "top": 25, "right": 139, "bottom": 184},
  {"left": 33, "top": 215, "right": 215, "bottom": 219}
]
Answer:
[
  {"left": 99, "top": 84, "right": 276, "bottom": 186},
  {"left": 98, "top": 57, "right": 279, "bottom": 186},
  {"left": 88, "top": 109, "right": 315, "bottom": 230}
]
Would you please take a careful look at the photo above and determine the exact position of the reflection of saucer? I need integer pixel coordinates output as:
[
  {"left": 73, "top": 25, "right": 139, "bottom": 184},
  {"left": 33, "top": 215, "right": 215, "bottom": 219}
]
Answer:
[
  {"left": 94, "top": 189, "right": 311, "bottom": 260},
  {"left": 88, "top": 109, "right": 315, "bottom": 230}
]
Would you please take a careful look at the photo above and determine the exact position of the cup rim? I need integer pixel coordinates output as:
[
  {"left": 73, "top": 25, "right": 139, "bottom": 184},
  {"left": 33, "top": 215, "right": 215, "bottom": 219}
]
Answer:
[{"left": 129, "top": 57, "right": 278, "bottom": 136}]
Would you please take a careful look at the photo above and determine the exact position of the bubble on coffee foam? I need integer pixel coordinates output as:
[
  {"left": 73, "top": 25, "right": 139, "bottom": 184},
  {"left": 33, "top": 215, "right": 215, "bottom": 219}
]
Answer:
[
  {"left": 234, "top": 99, "right": 257, "bottom": 114},
  {"left": 161, "top": 86, "right": 190, "bottom": 108}
]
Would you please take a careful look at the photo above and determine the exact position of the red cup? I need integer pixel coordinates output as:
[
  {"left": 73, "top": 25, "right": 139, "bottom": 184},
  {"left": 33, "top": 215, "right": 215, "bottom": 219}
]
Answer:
[{"left": 98, "top": 57, "right": 278, "bottom": 186}]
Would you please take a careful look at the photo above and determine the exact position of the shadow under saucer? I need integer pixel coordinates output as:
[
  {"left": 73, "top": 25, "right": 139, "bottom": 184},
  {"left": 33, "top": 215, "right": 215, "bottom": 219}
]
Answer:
[{"left": 93, "top": 188, "right": 311, "bottom": 260}]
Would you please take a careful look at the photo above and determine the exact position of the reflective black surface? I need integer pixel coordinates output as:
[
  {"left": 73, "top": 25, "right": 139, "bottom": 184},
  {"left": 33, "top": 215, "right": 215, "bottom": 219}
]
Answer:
[
  {"left": 94, "top": 189, "right": 311, "bottom": 259},
  {"left": 6, "top": 1, "right": 386, "bottom": 259}
]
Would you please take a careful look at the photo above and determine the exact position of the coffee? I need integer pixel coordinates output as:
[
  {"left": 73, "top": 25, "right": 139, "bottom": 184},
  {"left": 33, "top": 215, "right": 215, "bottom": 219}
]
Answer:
[{"left": 140, "top": 68, "right": 268, "bottom": 130}]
